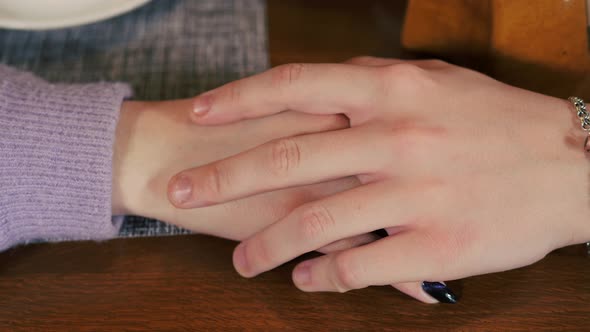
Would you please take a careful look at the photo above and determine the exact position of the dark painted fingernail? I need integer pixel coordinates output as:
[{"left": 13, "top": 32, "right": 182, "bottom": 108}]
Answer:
[
  {"left": 372, "top": 228, "right": 389, "bottom": 238},
  {"left": 421, "top": 281, "right": 458, "bottom": 304}
]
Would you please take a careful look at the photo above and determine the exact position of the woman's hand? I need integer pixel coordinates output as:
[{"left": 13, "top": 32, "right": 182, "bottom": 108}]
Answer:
[
  {"left": 168, "top": 57, "right": 590, "bottom": 303},
  {"left": 112, "top": 99, "right": 369, "bottom": 243}
]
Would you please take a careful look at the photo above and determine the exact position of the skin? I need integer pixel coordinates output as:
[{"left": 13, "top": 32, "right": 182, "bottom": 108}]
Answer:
[
  {"left": 112, "top": 99, "right": 369, "bottom": 243},
  {"left": 167, "top": 57, "right": 590, "bottom": 303}
]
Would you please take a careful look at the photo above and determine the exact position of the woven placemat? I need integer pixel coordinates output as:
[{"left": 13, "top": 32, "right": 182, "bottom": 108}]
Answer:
[{"left": 0, "top": 0, "right": 269, "bottom": 237}]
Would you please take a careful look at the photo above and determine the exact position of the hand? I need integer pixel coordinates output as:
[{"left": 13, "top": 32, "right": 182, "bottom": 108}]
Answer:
[
  {"left": 112, "top": 99, "right": 370, "bottom": 244},
  {"left": 169, "top": 57, "right": 590, "bottom": 303}
]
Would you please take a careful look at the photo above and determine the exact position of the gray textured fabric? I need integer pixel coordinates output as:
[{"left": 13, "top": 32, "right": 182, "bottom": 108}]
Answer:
[{"left": 0, "top": 0, "right": 269, "bottom": 237}]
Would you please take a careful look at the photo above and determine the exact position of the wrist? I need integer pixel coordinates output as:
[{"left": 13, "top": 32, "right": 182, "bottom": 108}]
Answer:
[
  {"left": 112, "top": 100, "right": 196, "bottom": 217},
  {"left": 111, "top": 100, "right": 136, "bottom": 215},
  {"left": 524, "top": 96, "right": 590, "bottom": 249},
  {"left": 556, "top": 100, "right": 590, "bottom": 246}
]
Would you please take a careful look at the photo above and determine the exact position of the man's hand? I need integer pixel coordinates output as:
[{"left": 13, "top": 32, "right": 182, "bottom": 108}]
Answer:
[{"left": 167, "top": 57, "right": 590, "bottom": 303}]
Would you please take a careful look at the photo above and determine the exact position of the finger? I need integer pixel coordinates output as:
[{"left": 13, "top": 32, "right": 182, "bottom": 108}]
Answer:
[
  {"left": 290, "top": 230, "right": 456, "bottom": 292},
  {"left": 168, "top": 126, "right": 382, "bottom": 208},
  {"left": 169, "top": 176, "right": 360, "bottom": 241},
  {"left": 393, "top": 282, "right": 439, "bottom": 304},
  {"left": 190, "top": 63, "right": 380, "bottom": 125},
  {"left": 393, "top": 282, "right": 451, "bottom": 304},
  {"left": 177, "top": 111, "right": 349, "bottom": 173},
  {"left": 309, "top": 225, "right": 455, "bottom": 304},
  {"left": 317, "top": 214, "right": 449, "bottom": 304},
  {"left": 416, "top": 281, "right": 458, "bottom": 304},
  {"left": 244, "top": 111, "right": 350, "bottom": 143},
  {"left": 317, "top": 218, "right": 442, "bottom": 304},
  {"left": 317, "top": 233, "right": 380, "bottom": 254},
  {"left": 232, "top": 182, "right": 425, "bottom": 278}
]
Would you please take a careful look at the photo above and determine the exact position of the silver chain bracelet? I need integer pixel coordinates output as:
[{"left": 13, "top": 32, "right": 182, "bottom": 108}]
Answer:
[
  {"left": 567, "top": 97, "right": 590, "bottom": 255},
  {"left": 568, "top": 96, "right": 590, "bottom": 152}
]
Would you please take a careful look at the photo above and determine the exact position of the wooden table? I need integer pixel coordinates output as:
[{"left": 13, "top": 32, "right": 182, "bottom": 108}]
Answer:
[{"left": 1, "top": 1, "right": 589, "bottom": 330}]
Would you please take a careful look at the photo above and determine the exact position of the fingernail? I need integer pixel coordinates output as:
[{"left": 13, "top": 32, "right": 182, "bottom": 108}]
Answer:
[
  {"left": 170, "top": 175, "right": 193, "bottom": 205},
  {"left": 233, "top": 243, "right": 249, "bottom": 275},
  {"left": 372, "top": 228, "right": 389, "bottom": 238},
  {"left": 421, "top": 281, "right": 458, "bottom": 304},
  {"left": 293, "top": 263, "right": 312, "bottom": 286},
  {"left": 193, "top": 94, "right": 212, "bottom": 117}
]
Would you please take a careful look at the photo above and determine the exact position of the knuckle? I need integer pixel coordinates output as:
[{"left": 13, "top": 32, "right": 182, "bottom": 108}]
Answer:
[
  {"left": 381, "top": 63, "right": 425, "bottom": 79},
  {"left": 422, "top": 226, "right": 472, "bottom": 275},
  {"left": 389, "top": 130, "right": 428, "bottom": 158},
  {"left": 201, "top": 164, "right": 228, "bottom": 201},
  {"left": 443, "top": 233, "right": 469, "bottom": 269},
  {"left": 380, "top": 118, "right": 448, "bottom": 160},
  {"left": 384, "top": 125, "right": 427, "bottom": 156},
  {"left": 298, "top": 203, "right": 336, "bottom": 240},
  {"left": 377, "top": 63, "right": 433, "bottom": 97},
  {"left": 332, "top": 252, "right": 363, "bottom": 292},
  {"left": 269, "top": 138, "right": 302, "bottom": 175},
  {"left": 248, "top": 238, "right": 275, "bottom": 270},
  {"left": 222, "top": 82, "right": 242, "bottom": 106},
  {"left": 273, "top": 63, "right": 306, "bottom": 87}
]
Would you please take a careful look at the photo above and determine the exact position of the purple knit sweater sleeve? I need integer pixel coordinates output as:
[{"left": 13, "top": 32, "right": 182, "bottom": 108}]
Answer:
[{"left": 0, "top": 65, "right": 132, "bottom": 251}]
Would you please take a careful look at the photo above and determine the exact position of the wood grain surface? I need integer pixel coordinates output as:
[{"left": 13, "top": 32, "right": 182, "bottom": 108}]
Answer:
[
  {"left": 1, "top": 235, "right": 589, "bottom": 331},
  {"left": 1, "top": 0, "right": 589, "bottom": 330},
  {"left": 402, "top": 0, "right": 590, "bottom": 99}
]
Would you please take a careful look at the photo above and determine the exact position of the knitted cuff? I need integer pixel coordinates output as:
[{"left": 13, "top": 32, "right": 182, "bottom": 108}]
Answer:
[{"left": 0, "top": 65, "right": 132, "bottom": 250}]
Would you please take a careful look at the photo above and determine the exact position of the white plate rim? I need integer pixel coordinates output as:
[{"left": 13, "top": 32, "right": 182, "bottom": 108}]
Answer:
[{"left": 0, "top": 0, "right": 151, "bottom": 30}]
